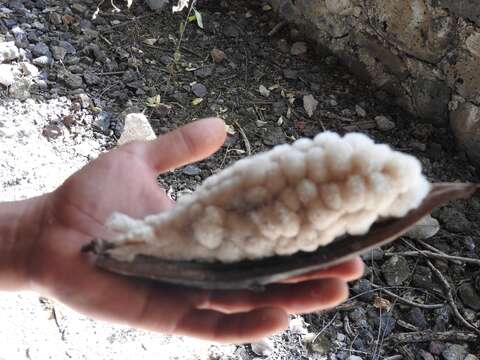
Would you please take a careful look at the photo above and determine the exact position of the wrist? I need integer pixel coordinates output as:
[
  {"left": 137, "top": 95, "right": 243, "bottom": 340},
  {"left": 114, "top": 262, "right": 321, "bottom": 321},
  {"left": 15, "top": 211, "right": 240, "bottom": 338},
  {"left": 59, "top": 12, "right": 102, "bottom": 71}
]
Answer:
[{"left": 0, "top": 195, "right": 50, "bottom": 290}]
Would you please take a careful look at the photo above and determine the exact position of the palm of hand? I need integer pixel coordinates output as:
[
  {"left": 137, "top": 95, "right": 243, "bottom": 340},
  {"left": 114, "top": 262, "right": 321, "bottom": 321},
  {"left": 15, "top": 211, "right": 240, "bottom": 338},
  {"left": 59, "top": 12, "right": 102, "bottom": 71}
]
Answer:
[{"left": 29, "top": 118, "right": 363, "bottom": 343}]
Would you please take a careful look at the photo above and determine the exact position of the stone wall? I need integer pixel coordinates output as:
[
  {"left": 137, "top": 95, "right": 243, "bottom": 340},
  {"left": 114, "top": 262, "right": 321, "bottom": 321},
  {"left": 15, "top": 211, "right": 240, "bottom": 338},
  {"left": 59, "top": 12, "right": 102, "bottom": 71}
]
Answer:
[{"left": 270, "top": 0, "right": 480, "bottom": 168}]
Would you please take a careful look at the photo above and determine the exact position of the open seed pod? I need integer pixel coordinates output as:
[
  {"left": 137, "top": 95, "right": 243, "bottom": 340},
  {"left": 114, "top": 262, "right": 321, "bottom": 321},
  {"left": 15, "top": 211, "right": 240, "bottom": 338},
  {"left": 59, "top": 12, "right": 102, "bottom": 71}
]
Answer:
[{"left": 84, "top": 132, "right": 480, "bottom": 290}]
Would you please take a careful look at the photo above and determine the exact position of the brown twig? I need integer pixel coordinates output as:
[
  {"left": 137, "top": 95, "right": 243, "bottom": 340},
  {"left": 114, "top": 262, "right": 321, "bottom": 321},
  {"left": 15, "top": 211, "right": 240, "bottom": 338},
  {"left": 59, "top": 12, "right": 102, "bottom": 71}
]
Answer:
[
  {"left": 233, "top": 120, "right": 251, "bottom": 156},
  {"left": 427, "top": 260, "right": 480, "bottom": 335},
  {"left": 384, "top": 251, "right": 480, "bottom": 266},
  {"left": 268, "top": 21, "right": 287, "bottom": 37},
  {"left": 370, "top": 283, "right": 444, "bottom": 309},
  {"left": 413, "top": 239, "right": 463, "bottom": 265},
  {"left": 386, "top": 330, "right": 478, "bottom": 344}
]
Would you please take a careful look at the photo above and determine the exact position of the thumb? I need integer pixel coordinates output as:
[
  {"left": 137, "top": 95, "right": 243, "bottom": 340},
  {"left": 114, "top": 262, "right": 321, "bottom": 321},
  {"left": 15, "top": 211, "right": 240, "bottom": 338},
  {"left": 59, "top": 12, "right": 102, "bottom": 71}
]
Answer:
[{"left": 122, "top": 117, "right": 227, "bottom": 173}]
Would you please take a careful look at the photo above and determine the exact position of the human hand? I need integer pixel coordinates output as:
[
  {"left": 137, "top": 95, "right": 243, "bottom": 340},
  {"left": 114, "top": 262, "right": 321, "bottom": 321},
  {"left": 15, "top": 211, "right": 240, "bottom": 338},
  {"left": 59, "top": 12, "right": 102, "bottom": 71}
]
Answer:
[{"left": 24, "top": 117, "right": 363, "bottom": 343}]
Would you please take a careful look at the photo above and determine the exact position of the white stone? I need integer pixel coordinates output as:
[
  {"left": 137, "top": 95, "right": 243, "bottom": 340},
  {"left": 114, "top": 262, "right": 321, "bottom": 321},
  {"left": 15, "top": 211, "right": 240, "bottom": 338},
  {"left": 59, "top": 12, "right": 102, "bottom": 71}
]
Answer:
[
  {"left": 0, "top": 64, "right": 15, "bottom": 87},
  {"left": 251, "top": 338, "right": 274, "bottom": 356},
  {"left": 0, "top": 41, "right": 19, "bottom": 63},
  {"left": 117, "top": 113, "right": 157, "bottom": 145},
  {"left": 405, "top": 214, "right": 440, "bottom": 240},
  {"left": 450, "top": 102, "right": 480, "bottom": 166}
]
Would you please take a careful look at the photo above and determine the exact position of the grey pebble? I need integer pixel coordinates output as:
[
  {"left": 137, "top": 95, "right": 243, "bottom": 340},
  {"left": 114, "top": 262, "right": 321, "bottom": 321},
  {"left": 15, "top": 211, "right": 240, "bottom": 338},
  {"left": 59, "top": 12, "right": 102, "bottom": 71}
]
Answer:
[
  {"left": 182, "top": 165, "right": 201, "bottom": 176},
  {"left": 191, "top": 83, "right": 207, "bottom": 97}
]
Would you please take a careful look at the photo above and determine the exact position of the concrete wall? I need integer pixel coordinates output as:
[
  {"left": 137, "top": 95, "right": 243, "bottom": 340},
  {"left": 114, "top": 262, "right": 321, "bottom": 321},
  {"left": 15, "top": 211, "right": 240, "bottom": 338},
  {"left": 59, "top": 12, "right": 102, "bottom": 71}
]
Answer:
[{"left": 271, "top": 0, "right": 480, "bottom": 168}]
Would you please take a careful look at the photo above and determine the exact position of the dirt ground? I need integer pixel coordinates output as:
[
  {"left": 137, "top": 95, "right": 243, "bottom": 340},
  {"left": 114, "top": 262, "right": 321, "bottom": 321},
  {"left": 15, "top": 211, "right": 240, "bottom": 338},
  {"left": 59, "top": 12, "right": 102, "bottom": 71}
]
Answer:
[{"left": 1, "top": 0, "right": 479, "bottom": 359}]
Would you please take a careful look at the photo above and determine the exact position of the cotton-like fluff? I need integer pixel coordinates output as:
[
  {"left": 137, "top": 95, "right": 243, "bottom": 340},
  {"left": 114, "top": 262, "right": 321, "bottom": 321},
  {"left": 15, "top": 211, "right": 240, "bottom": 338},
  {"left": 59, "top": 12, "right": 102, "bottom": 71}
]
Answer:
[{"left": 105, "top": 131, "right": 431, "bottom": 263}]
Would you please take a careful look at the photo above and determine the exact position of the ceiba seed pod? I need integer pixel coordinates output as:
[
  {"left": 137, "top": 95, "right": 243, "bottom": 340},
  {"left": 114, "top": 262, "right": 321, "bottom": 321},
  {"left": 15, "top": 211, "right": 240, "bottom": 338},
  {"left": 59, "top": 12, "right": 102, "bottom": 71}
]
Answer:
[{"left": 104, "top": 131, "right": 431, "bottom": 263}]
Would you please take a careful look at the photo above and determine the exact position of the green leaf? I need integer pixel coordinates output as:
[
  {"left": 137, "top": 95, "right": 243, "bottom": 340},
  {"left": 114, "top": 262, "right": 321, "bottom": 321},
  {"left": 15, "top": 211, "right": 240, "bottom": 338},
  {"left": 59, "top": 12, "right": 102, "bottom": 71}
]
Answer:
[
  {"left": 193, "top": 8, "right": 203, "bottom": 29},
  {"left": 145, "top": 95, "right": 162, "bottom": 108},
  {"left": 191, "top": 97, "right": 203, "bottom": 106}
]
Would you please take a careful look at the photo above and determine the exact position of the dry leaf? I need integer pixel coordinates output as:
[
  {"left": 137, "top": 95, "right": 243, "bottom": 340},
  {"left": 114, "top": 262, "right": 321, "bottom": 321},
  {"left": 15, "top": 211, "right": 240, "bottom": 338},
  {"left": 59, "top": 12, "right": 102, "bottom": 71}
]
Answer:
[
  {"left": 191, "top": 98, "right": 203, "bottom": 106},
  {"left": 303, "top": 94, "right": 318, "bottom": 118},
  {"left": 373, "top": 295, "right": 392, "bottom": 311},
  {"left": 143, "top": 38, "right": 158, "bottom": 46}
]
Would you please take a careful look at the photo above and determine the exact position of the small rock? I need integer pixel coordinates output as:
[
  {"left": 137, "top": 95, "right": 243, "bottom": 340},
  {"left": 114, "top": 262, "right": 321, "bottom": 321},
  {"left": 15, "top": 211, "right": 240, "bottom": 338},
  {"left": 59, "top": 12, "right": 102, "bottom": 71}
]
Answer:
[
  {"left": 62, "top": 115, "right": 75, "bottom": 127},
  {"left": 93, "top": 112, "right": 112, "bottom": 134},
  {"left": 458, "top": 283, "right": 480, "bottom": 311},
  {"left": 49, "top": 12, "right": 62, "bottom": 25},
  {"left": 20, "top": 62, "right": 38, "bottom": 77},
  {"left": 429, "top": 341, "right": 446, "bottom": 355},
  {"left": 355, "top": 105, "right": 367, "bottom": 117},
  {"left": 369, "top": 312, "right": 396, "bottom": 337},
  {"left": 289, "top": 317, "right": 307, "bottom": 334},
  {"left": 118, "top": 113, "right": 156, "bottom": 145},
  {"left": 194, "top": 65, "right": 214, "bottom": 78},
  {"left": 9, "top": 78, "right": 30, "bottom": 99},
  {"left": 405, "top": 215, "right": 440, "bottom": 240},
  {"left": 381, "top": 255, "right": 410, "bottom": 286},
  {"left": 465, "top": 355, "right": 479, "bottom": 360},
  {"left": 32, "top": 42, "right": 51, "bottom": 57},
  {"left": 277, "top": 38, "right": 289, "bottom": 53},
  {"left": 11, "top": 27, "right": 28, "bottom": 48},
  {"left": 433, "top": 306, "right": 450, "bottom": 332},
  {"left": 64, "top": 72, "right": 83, "bottom": 89},
  {"left": 413, "top": 265, "right": 436, "bottom": 290},
  {"left": 346, "top": 356, "right": 363, "bottom": 360},
  {"left": 290, "top": 41, "right": 307, "bottom": 55},
  {"left": 418, "top": 350, "right": 434, "bottom": 360},
  {"left": 250, "top": 338, "right": 274, "bottom": 357},
  {"left": 71, "top": 3, "right": 87, "bottom": 14},
  {"left": 159, "top": 55, "right": 172, "bottom": 65},
  {"left": 308, "top": 333, "right": 332, "bottom": 354},
  {"left": 50, "top": 45, "right": 67, "bottom": 61},
  {"left": 211, "top": 48, "right": 226, "bottom": 63},
  {"left": 0, "top": 41, "right": 19, "bottom": 62},
  {"left": 272, "top": 101, "right": 287, "bottom": 116},
  {"left": 406, "top": 308, "right": 428, "bottom": 330},
  {"left": 375, "top": 115, "right": 396, "bottom": 131},
  {"left": 351, "top": 279, "right": 373, "bottom": 302},
  {"left": 223, "top": 25, "right": 240, "bottom": 37},
  {"left": 441, "top": 344, "right": 467, "bottom": 360},
  {"left": 72, "top": 93, "right": 91, "bottom": 108},
  {"left": 182, "top": 165, "right": 201, "bottom": 176},
  {"left": 361, "top": 248, "right": 384, "bottom": 262},
  {"left": 303, "top": 94, "right": 318, "bottom": 117},
  {"left": 191, "top": 83, "right": 207, "bottom": 97},
  {"left": 42, "top": 124, "right": 62, "bottom": 139},
  {"left": 32, "top": 56, "right": 51, "bottom": 67},
  {"left": 83, "top": 72, "right": 101, "bottom": 86},
  {"left": 258, "top": 85, "right": 270, "bottom": 97},
  {"left": 436, "top": 207, "right": 471, "bottom": 233},
  {"left": 0, "top": 64, "right": 15, "bottom": 87},
  {"left": 349, "top": 307, "right": 366, "bottom": 322},
  {"left": 261, "top": 127, "right": 285, "bottom": 146},
  {"left": 410, "top": 140, "right": 427, "bottom": 152},
  {"left": 283, "top": 69, "right": 298, "bottom": 80},
  {"left": 145, "top": 0, "right": 169, "bottom": 10}
]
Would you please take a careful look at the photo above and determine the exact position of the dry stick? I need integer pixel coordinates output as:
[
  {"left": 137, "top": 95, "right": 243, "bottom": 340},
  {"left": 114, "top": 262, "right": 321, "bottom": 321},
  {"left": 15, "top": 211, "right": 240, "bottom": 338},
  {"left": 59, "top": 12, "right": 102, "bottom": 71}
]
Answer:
[
  {"left": 267, "top": 21, "right": 287, "bottom": 37},
  {"left": 426, "top": 260, "right": 480, "bottom": 335},
  {"left": 384, "top": 250, "right": 480, "bottom": 266},
  {"left": 371, "top": 283, "right": 444, "bottom": 309},
  {"left": 313, "top": 313, "right": 337, "bottom": 344},
  {"left": 233, "top": 120, "right": 251, "bottom": 156},
  {"left": 387, "top": 330, "right": 478, "bottom": 344},
  {"left": 414, "top": 239, "right": 463, "bottom": 265}
]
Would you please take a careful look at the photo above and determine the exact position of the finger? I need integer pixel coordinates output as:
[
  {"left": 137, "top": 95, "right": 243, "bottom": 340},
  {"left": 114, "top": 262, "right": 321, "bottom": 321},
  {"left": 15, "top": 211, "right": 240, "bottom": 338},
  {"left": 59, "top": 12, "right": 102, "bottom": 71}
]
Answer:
[
  {"left": 124, "top": 117, "right": 227, "bottom": 173},
  {"left": 174, "top": 307, "right": 288, "bottom": 343},
  {"left": 277, "top": 257, "right": 365, "bottom": 284},
  {"left": 202, "top": 278, "right": 348, "bottom": 315}
]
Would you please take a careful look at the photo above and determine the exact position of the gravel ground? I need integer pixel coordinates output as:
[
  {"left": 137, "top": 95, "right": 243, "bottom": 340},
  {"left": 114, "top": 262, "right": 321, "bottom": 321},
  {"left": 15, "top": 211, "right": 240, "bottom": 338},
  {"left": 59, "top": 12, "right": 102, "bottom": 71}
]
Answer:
[{"left": 1, "top": 0, "right": 480, "bottom": 359}]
